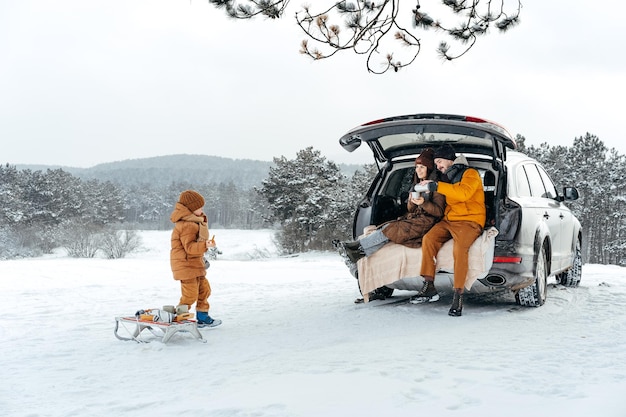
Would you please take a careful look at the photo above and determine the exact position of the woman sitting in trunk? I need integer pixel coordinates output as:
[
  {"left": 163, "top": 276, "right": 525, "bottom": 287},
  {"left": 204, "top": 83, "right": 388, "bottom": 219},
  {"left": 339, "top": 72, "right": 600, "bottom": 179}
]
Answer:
[{"left": 340, "top": 148, "right": 446, "bottom": 263}]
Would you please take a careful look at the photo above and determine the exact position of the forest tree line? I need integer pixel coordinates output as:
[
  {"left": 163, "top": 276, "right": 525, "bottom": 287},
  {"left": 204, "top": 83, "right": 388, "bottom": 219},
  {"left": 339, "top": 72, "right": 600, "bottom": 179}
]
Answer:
[
  {"left": 1, "top": 134, "right": 625, "bottom": 265},
  {"left": 0, "top": 165, "right": 272, "bottom": 258}
]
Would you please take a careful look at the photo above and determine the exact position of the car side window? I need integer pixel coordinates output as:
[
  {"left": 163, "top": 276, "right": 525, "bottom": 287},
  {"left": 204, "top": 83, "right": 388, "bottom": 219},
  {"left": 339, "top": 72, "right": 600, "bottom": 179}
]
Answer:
[
  {"left": 384, "top": 168, "right": 414, "bottom": 197},
  {"left": 524, "top": 164, "right": 548, "bottom": 198},
  {"left": 536, "top": 165, "right": 558, "bottom": 199},
  {"left": 515, "top": 165, "right": 532, "bottom": 197},
  {"left": 400, "top": 167, "right": 415, "bottom": 192}
]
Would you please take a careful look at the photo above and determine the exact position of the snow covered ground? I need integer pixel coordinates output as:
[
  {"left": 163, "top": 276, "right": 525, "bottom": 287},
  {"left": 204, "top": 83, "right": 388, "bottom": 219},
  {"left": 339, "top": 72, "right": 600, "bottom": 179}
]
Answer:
[{"left": 1, "top": 229, "right": 625, "bottom": 417}]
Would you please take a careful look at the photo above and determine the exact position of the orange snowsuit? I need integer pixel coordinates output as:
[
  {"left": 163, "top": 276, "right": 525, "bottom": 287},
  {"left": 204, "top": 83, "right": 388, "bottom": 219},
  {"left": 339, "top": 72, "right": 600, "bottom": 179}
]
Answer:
[{"left": 170, "top": 202, "right": 211, "bottom": 312}]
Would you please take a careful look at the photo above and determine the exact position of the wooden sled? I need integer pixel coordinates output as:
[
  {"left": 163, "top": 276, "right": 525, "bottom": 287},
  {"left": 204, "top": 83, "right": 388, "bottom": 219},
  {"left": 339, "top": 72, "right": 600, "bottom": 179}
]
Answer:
[{"left": 114, "top": 316, "right": 206, "bottom": 344}]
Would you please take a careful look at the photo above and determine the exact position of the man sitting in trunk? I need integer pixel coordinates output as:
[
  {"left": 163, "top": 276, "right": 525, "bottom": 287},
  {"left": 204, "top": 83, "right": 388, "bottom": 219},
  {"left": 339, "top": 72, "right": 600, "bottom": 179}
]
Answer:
[{"left": 409, "top": 144, "right": 486, "bottom": 317}]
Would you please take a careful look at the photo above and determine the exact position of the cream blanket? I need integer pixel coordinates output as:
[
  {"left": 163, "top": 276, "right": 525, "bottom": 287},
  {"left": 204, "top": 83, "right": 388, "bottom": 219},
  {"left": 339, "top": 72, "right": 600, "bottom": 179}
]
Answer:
[{"left": 357, "top": 226, "right": 498, "bottom": 302}]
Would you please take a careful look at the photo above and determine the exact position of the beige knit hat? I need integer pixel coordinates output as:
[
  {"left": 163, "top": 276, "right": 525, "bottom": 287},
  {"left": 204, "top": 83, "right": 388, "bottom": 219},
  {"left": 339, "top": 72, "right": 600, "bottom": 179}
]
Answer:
[{"left": 178, "top": 190, "right": 205, "bottom": 212}]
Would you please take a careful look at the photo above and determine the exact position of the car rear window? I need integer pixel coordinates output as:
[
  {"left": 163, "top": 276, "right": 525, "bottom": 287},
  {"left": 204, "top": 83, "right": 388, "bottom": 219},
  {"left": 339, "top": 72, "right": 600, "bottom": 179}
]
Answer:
[{"left": 373, "top": 124, "right": 497, "bottom": 156}]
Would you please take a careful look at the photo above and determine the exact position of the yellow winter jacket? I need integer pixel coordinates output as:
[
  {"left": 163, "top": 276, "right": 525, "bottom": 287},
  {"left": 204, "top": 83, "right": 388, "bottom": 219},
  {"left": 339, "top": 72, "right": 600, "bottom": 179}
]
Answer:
[
  {"left": 437, "top": 162, "right": 486, "bottom": 227},
  {"left": 170, "top": 202, "right": 209, "bottom": 281}
]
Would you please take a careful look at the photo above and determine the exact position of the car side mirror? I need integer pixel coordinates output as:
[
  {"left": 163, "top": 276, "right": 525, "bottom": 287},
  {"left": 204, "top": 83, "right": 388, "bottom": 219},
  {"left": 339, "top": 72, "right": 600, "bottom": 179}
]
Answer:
[{"left": 562, "top": 186, "right": 580, "bottom": 201}]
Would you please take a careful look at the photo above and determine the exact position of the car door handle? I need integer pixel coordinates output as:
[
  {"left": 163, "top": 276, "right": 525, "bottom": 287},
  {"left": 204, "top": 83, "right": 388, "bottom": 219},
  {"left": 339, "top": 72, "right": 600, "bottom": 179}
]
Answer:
[{"left": 543, "top": 212, "right": 550, "bottom": 219}]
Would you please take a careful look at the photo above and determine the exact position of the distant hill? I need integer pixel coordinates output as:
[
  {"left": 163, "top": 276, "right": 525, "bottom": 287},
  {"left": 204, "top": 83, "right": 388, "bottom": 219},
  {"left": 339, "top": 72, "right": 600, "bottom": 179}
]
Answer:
[{"left": 15, "top": 154, "right": 368, "bottom": 190}]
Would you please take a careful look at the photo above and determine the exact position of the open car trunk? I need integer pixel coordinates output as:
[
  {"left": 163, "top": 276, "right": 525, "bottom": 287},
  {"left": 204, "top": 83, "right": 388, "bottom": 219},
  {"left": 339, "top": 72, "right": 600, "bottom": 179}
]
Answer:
[{"left": 356, "top": 226, "right": 499, "bottom": 301}]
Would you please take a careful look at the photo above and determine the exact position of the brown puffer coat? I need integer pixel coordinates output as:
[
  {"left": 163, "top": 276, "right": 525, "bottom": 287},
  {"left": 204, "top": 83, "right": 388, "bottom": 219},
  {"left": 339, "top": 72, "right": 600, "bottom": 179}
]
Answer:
[
  {"left": 381, "top": 173, "right": 446, "bottom": 248},
  {"left": 170, "top": 202, "right": 209, "bottom": 281}
]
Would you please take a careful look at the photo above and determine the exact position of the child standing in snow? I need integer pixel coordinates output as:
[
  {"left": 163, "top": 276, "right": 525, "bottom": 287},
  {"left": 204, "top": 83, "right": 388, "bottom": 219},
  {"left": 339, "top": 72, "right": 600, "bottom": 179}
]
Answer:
[{"left": 170, "top": 190, "right": 222, "bottom": 328}]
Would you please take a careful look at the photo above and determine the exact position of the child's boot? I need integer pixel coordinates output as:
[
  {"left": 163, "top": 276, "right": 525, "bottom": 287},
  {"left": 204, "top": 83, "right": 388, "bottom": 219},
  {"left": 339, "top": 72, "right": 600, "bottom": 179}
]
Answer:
[{"left": 196, "top": 311, "right": 222, "bottom": 328}]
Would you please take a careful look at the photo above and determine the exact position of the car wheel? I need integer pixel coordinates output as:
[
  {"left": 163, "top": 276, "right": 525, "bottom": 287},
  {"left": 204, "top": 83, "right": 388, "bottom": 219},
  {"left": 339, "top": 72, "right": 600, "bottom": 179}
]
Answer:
[
  {"left": 556, "top": 239, "right": 582, "bottom": 287},
  {"left": 516, "top": 244, "right": 548, "bottom": 307}
]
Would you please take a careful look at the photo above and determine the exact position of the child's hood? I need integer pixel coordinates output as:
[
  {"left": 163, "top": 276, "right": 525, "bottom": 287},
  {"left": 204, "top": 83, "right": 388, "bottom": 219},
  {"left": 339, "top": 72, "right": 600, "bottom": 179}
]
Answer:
[{"left": 170, "top": 202, "right": 193, "bottom": 223}]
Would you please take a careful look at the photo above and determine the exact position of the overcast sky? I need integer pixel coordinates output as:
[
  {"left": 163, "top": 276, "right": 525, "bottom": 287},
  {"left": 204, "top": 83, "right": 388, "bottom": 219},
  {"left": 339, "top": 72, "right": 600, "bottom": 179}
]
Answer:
[{"left": 1, "top": 0, "right": 624, "bottom": 168}]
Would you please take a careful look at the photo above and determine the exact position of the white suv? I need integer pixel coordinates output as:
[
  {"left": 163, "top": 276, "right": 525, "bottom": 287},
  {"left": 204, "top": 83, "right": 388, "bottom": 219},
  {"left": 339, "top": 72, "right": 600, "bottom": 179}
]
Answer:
[{"left": 338, "top": 113, "right": 582, "bottom": 306}]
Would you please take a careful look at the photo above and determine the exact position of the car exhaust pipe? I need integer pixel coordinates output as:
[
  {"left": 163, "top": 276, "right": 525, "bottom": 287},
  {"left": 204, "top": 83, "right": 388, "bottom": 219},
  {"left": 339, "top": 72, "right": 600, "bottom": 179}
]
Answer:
[{"left": 484, "top": 274, "right": 507, "bottom": 286}]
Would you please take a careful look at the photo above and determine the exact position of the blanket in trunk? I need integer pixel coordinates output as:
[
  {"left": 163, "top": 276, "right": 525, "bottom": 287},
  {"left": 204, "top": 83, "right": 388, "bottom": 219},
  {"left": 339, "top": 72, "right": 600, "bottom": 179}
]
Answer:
[{"left": 357, "top": 226, "right": 498, "bottom": 302}]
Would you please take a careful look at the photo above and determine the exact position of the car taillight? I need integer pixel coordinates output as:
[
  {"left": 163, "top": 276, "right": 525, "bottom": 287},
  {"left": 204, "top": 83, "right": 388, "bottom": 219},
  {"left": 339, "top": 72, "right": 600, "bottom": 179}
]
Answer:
[
  {"left": 464, "top": 116, "right": 488, "bottom": 123},
  {"left": 362, "top": 118, "right": 386, "bottom": 126},
  {"left": 465, "top": 116, "right": 513, "bottom": 138},
  {"left": 493, "top": 256, "right": 523, "bottom": 264}
]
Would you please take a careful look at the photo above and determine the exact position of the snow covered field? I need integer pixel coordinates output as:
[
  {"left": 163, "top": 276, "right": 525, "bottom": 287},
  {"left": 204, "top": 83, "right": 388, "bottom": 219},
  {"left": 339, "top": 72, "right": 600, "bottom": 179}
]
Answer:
[{"left": 1, "top": 229, "right": 625, "bottom": 417}]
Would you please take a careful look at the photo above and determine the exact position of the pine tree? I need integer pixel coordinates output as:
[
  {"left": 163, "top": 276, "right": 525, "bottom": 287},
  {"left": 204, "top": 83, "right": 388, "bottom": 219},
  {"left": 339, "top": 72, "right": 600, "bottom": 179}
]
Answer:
[
  {"left": 208, "top": 0, "right": 521, "bottom": 73},
  {"left": 257, "top": 147, "right": 343, "bottom": 252}
]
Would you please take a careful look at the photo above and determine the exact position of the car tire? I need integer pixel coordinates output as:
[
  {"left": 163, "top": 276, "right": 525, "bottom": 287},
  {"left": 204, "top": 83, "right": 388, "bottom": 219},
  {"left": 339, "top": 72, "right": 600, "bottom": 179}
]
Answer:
[
  {"left": 556, "top": 239, "right": 582, "bottom": 287},
  {"left": 516, "top": 243, "right": 548, "bottom": 307}
]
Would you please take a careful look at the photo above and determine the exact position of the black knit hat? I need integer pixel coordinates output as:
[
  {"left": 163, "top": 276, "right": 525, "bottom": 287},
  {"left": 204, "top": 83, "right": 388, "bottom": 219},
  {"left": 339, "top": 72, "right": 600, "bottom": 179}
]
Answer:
[
  {"left": 434, "top": 144, "right": 456, "bottom": 161},
  {"left": 179, "top": 190, "right": 205, "bottom": 212}
]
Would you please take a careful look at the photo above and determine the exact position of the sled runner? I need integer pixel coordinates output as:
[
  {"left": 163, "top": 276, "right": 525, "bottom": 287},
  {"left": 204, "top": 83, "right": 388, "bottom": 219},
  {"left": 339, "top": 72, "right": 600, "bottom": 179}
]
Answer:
[{"left": 114, "top": 315, "right": 206, "bottom": 344}]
